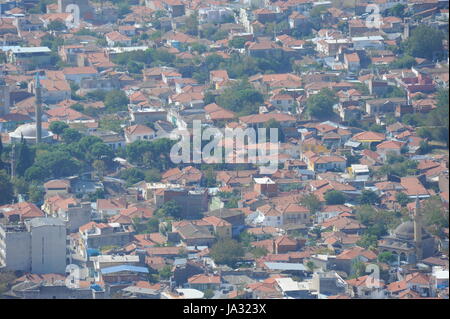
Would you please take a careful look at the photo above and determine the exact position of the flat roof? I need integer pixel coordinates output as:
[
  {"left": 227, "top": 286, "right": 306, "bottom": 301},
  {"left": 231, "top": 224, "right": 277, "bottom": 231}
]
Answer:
[
  {"left": 264, "top": 262, "right": 307, "bottom": 271},
  {"left": 101, "top": 265, "right": 149, "bottom": 274},
  {"left": 5, "top": 46, "right": 51, "bottom": 53}
]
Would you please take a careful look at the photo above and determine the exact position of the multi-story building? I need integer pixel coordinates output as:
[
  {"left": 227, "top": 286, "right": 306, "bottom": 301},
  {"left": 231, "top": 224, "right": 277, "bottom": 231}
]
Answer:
[
  {"left": 0, "top": 218, "right": 67, "bottom": 274},
  {"left": 0, "top": 78, "right": 10, "bottom": 116}
]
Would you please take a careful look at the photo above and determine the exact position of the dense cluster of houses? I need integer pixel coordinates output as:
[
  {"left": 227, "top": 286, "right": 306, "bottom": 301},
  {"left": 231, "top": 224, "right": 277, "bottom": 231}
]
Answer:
[{"left": 0, "top": 0, "right": 448, "bottom": 299}]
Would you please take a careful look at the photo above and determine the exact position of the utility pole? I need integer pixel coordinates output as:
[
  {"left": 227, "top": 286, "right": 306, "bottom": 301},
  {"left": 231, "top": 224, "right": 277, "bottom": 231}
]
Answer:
[{"left": 10, "top": 143, "right": 15, "bottom": 180}]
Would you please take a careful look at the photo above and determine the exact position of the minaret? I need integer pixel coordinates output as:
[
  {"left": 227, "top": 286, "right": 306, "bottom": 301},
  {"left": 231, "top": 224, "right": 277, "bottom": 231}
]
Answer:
[
  {"left": 35, "top": 73, "right": 42, "bottom": 144},
  {"left": 413, "top": 197, "right": 423, "bottom": 262}
]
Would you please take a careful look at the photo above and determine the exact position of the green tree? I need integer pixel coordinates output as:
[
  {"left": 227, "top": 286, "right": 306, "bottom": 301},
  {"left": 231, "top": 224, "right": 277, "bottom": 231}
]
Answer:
[
  {"left": 250, "top": 246, "right": 268, "bottom": 259},
  {"left": 49, "top": 121, "right": 69, "bottom": 136},
  {"left": 264, "top": 119, "right": 285, "bottom": 142},
  {"left": 378, "top": 251, "right": 395, "bottom": 264},
  {"left": 28, "top": 183, "right": 45, "bottom": 203},
  {"left": 395, "top": 192, "right": 411, "bottom": 207},
  {"left": 158, "top": 265, "right": 172, "bottom": 280},
  {"left": 117, "top": 1, "right": 131, "bottom": 18},
  {"left": 389, "top": 55, "right": 417, "bottom": 69},
  {"left": 61, "top": 128, "right": 82, "bottom": 144},
  {"left": 144, "top": 168, "right": 161, "bottom": 182},
  {"left": 306, "top": 261, "right": 316, "bottom": 272},
  {"left": 12, "top": 177, "right": 28, "bottom": 195},
  {"left": 210, "top": 238, "right": 245, "bottom": 268},
  {"left": 229, "top": 37, "right": 246, "bottom": 49},
  {"left": 357, "top": 233, "right": 378, "bottom": 249},
  {"left": 426, "top": 88, "right": 449, "bottom": 146},
  {"left": 15, "top": 139, "right": 35, "bottom": 177},
  {"left": 421, "top": 197, "right": 449, "bottom": 236},
  {"left": 203, "top": 167, "right": 217, "bottom": 187},
  {"left": 184, "top": 13, "right": 199, "bottom": 36},
  {"left": 0, "top": 170, "right": 14, "bottom": 205},
  {"left": 305, "top": 88, "right": 338, "bottom": 120},
  {"left": 215, "top": 80, "right": 264, "bottom": 115},
  {"left": 359, "top": 190, "right": 380, "bottom": 205},
  {"left": 324, "top": 190, "right": 346, "bottom": 205},
  {"left": 27, "top": 151, "right": 81, "bottom": 180},
  {"left": 104, "top": 90, "right": 128, "bottom": 112},
  {"left": 350, "top": 260, "right": 366, "bottom": 278},
  {"left": 406, "top": 25, "right": 444, "bottom": 60},
  {"left": 156, "top": 200, "right": 182, "bottom": 219},
  {"left": 93, "top": 160, "right": 107, "bottom": 179},
  {"left": 385, "top": 4, "right": 407, "bottom": 18},
  {"left": 119, "top": 168, "right": 145, "bottom": 186},
  {"left": 204, "top": 289, "right": 214, "bottom": 299},
  {"left": 190, "top": 43, "right": 207, "bottom": 54},
  {"left": 299, "top": 193, "right": 321, "bottom": 214},
  {"left": 47, "top": 20, "right": 66, "bottom": 31}
]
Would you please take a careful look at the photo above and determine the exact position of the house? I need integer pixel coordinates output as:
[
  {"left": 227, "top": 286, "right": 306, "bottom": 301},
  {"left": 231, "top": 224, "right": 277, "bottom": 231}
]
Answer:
[
  {"left": 303, "top": 153, "right": 346, "bottom": 173},
  {"left": 77, "top": 221, "right": 134, "bottom": 255},
  {"left": 320, "top": 216, "right": 366, "bottom": 235},
  {"left": 0, "top": 202, "right": 44, "bottom": 223},
  {"left": 274, "top": 235, "right": 299, "bottom": 254},
  {"left": 387, "top": 272, "right": 434, "bottom": 298},
  {"left": 62, "top": 66, "right": 98, "bottom": 85},
  {"left": 247, "top": 40, "right": 283, "bottom": 59},
  {"left": 346, "top": 275, "right": 386, "bottom": 299},
  {"left": 209, "top": 70, "right": 229, "bottom": 89},
  {"left": 5, "top": 46, "right": 52, "bottom": 70},
  {"left": 335, "top": 246, "right": 377, "bottom": 275},
  {"left": 351, "top": 131, "right": 386, "bottom": 148},
  {"left": 203, "top": 216, "right": 232, "bottom": 239},
  {"left": 124, "top": 124, "right": 156, "bottom": 143},
  {"left": 365, "top": 98, "right": 408, "bottom": 116},
  {"left": 344, "top": 53, "right": 360, "bottom": 72},
  {"left": 316, "top": 205, "right": 353, "bottom": 223},
  {"left": 239, "top": 113, "right": 296, "bottom": 128},
  {"left": 276, "top": 203, "right": 310, "bottom": 225},
  {"left": 289, "top": 12, "right": 308, "bottom": 29},
  {"left": 105, "top": 31, "right": 132, "bottom": 47},
  {"left": 96, "top": 198, "right": 128, "bottom": 219},
  {"left": 254, "top": 204, "right": 283, "bottom": 227},
  {"left": 33, "top": 79, "right": 71, "bottom": 104},
  {"left": 253, "top": 8, "right": 277, "bottom": 23},
  {"left": 198, "top": 7, "right": 234, "bottom": 24},
  {"left": 253, "top": 177, "right": 278, "bottom": 197},
  {"left": 43, "top": 179, "right": 71, "bottom": 196},
  {"left": 206, "top": 208, "right": 246, "bottom": 237},
  {"left": 43, "top": 195, "right": 91, "bottom": 233},
  {"left": 90, "top": 130, "right": 126, "bottom": 150},
  {"left": 204, "top": 103, "right": 236, "bottom": 123},
  {"left": 188, "top": 274, "right": 221, "bottom": 291},
  {"left": 173, "top": 222, "right": 216, "bottom": 247},
  {"left": 161, "top": 166, "right": 203, "bottom": 186},
  {"left": 376, "top": 140, "right": 405, "bottom": 160},
  {"left": 99, "top": 265, "right": 149, "bottom": 285},
  {"left": 39, "top": 13, "right": 75, "bottom": 29},
  {"left": 400, "top": 177, "right": 431, "bottom": 199},
  {"left": 269, "top": 93, "right": 295, "bottom": 113}
]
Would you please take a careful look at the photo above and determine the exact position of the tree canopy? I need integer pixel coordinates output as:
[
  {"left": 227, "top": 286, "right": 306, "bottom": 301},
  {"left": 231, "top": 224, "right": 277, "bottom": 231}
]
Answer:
[
  {"left": 405, "top": 25, "right": 445, "bottom": 60},
  {"left": 324, "top": 190, "right": 346, "bottom": 205},
  {"left": 215, "top": 80, "right": 264, "bottom": 116},
  {"left": 305, "top": 88, "right": 338, "bottom": 120},
  {"left": 210, "top": 238, "right": 245, "bottom": 268}
]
